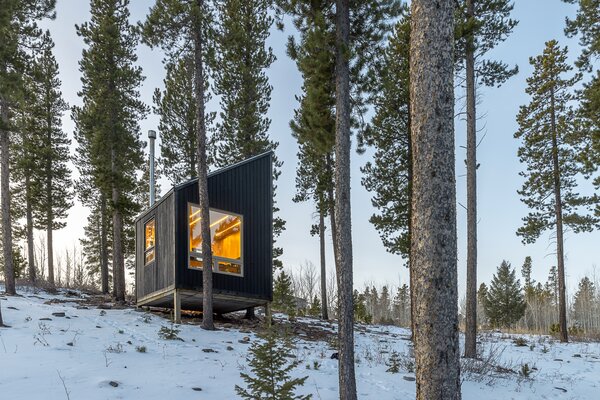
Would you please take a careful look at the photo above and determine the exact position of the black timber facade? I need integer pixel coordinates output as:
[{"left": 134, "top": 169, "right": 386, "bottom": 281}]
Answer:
[{"left": 135, "top": 152, "right": 274, "bottom": 314}]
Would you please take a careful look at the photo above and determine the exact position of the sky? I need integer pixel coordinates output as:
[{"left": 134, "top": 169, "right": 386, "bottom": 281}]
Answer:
[{"left": 37, "top": 0, "right": 599, "bottom": 298}]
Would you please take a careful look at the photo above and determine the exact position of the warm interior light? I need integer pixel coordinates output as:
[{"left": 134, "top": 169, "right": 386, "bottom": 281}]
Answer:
[{"left": 189, "top": 214, "right": 230, "bottom": 229}]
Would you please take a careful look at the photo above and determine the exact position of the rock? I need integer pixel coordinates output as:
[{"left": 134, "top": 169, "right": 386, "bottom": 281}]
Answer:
[
  {"left": 39, "top": 318, "right": 52, "bottom": 321},
  {"left": 202, "top": 348, "right": 217, "bottom": 353},
  {"left": 7, "top": 306, "right": 18, "bottom": 310},
  {"left": 238, "top": 336, "right": 250, "bottom": 344},
  {"left": 403, "top": 376, "right": 416, "bottom": 382},
  {"left": 573, "top": 354, "right": 582, "bottom": 358},
  {"left": 67, "top": 342, "right": 74, "bottom": 346},
  {"left": 554, "top": 358, "right": 563, "bottom": 362},
  {"left": 226, "top": 346, "right": 234, "bottom": 351},
  {"left": 109, "top": 381, "right": 119, "bottom": 388},
  {"left": 96, "top": 325, "right": 102, "bottom": 328},
  {"left": 98, "top": 304, "right": 112, "bottom": 310},
  {"left": 331, "top": 353, "right": 339, "bottom": 360},
  {"left": 192, "top": 387, "right": 202, "bottom": 392},
  {"left": 554, "top": 387, "right": 567, "bottom": 393},
  {"left": 76, "top": 306, "right": 89, "bottom": 310}
]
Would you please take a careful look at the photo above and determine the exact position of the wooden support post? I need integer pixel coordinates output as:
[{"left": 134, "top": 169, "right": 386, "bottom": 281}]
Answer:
[
  {"left": 264, "top": 302, "right": 272, "bottom": 327},
  {"left": 173, "top": 289, "right": 181, "bottom": 324}
]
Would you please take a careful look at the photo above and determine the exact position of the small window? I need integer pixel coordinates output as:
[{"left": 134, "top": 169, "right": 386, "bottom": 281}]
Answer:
[
  {"left": 144, "top": 218, "right": 156, "bottom": 265},
  {"left": 188, "top": 204, "right": 243, "bottom": 276}
]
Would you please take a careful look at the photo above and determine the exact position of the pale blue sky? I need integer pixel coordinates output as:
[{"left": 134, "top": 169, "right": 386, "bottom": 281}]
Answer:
[{"left": 40, "top": 0, "right": 598, "bottom": 296}]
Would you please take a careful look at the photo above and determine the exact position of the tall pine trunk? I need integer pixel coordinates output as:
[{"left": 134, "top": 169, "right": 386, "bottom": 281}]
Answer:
[
  {"left": 334, "top": 0, "right": 356, "bottom": 398},
  {"left": 47, "top": 225, "right": 55, "bottom": 288},
  {"left": 100, "top": 194, "right": 109, "bottom": 294},
  {"left": 550, "top": 82, "right": 568, "bottom": 343},
  {"left": 410, "top": 0, "right": 461, "bottom": 398},
  {"left": 195, "top": 0, "right": 214, "bottom": 330},
  {"left": 25, "top": 176, "right": 36, "bottom": 284},
  {"left": 407, "top": 97, "right": 415, "bottom": 340},
  {"left": 464, "top": 0, "right": 478, "bottom": 359},
  {"left": 46, "top": 139, "right": 55, "bottom": 289},
  {"left": 0, "top": 100, "right": 16, "bottom": 296},
  {"left": 111, "top": 147, "right": 125, "bottom": 302},
  {"left": 319, "top": 203, "right": 328, "bottom": 320},
  {"left": 326, "top": 156, "right": 338, "bottom": 265}
]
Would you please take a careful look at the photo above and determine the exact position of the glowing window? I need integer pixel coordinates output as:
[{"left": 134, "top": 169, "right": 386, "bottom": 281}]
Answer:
[
  {"left": 144, "top": 218, "right": 156, "bottom": 265},
  {"left": 188, "top": 204, "right": 243, "bottom": 276}
]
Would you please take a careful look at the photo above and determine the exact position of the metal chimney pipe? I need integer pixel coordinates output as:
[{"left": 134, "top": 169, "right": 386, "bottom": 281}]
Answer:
[{"left": 148, "top": 130, "right": 156, "bottom": 207}]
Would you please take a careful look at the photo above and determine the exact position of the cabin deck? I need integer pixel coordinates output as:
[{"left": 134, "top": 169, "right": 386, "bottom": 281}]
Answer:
[{"left": 137, "top": 288, "right": 268, "bottom": 315}]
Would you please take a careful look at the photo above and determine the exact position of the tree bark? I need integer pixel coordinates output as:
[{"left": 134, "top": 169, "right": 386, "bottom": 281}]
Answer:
[
  {"left": 46, "top": 135, "right": 55, "bottom": 289},
  {"left": 326, "top": 156, "right": 338, "bottom": 266},
  {"left": 410, "top": 0, "right": 461, "bottom": 399},
  {"left": 407, "top": 100, "right": 415, "bottom": 340},
  {"left": 100, "top": 194, "right": 109, "bottom": 294},
  {"left": 319, "top": 204, "right": 328, "bottom": 320},
  {"left": 25, "top": 175, "right": 36, "bottom": 284},
  {"left": 47, "top": 224, "right": 55, "bottom": 289},
  {"left": 464, "top": 0, "right": 478, "bottom": 359},
  {"left": 550, "top": 80, "right": 568, "bottom": 343},
  {"left": 111, "top": 147, "right": 125, "bottom": 302},
  {"left": 334, "top": 0, "right": 356, "bottom": 399},
  {"left": 195, "top": 0, "right": 214, "bottom": 331},
  {"left": 0, "top": 99, "right": 16, "bottom": 296}
]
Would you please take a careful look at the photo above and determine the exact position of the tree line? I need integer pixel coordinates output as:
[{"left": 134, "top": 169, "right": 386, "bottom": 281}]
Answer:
[
  {"left": 0, "top": 0, "right": 598, "bottom": 398},
  {"left": 475, "top": 257, "right": 600, "bottom": 337}
]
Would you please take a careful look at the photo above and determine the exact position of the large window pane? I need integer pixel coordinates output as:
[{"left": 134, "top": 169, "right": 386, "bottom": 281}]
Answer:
[{"left": 188, "top": 204, "right": 243, "bottom": 276}]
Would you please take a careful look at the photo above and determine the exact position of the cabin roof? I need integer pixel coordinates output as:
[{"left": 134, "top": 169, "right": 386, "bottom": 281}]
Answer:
[{"left": 134, "top": 151, "right": 273, "bottom": 223}]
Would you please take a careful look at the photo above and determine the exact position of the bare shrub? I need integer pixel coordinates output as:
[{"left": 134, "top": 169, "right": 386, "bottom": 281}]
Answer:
[{"left": 461, "top": 343, "right": 515, "bottom": 385}]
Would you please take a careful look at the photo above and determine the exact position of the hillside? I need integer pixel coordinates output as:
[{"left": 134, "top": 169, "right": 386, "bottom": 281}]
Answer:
[{"left": 0, "top": 288, "right": 599, "bottom": 399}]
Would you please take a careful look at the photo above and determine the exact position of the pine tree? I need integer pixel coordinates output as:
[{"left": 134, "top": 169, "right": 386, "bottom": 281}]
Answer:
[
  {"left": 11, "top": 104, "right": 39, "bottom": 284},
  {"left": 360, "top": 8, "right": 411, "bottom": 259},
  {"left": 521, "top": 256, "right": 533, "bottom": 291},
  {"left": 141, "top": 0, "right": 217, "bottom": 330},
  {"left": 213, "top": 0, "right": 286, "bottom": 291},
  {"left": 392, "top": 283, "right": 410, "bottom": 327},
  {"left": 79, "top": 194, "right": 113, "bottom": 288},
  {"left": 74, "top": 0, "right": 147, "bottom": 301},
  {"left": 235, "top": 329, "right": 312, "bottom": 400},
  {"left": 308, "top": 295, "right": 321, "bottom": 317},
  {"left": 353, "top": 290, "right": 372, "bottom": 324},
  {"left": 273, "top": 270, "right": 296, "bottom": 317},
  {"left": 386, "top": 351, "right": 402, "bottom": 373},
  {"left": 515, "top": 40, "right": 598, "bottom": 341},
  {"left": 279, "top": 0, "right": 401, "bottom": 341},
  {"left": 455, "top": 0, "right": 519, "bottom": 359},
  {"left": 153, "top": 56, "right": 198, "bottom": 185},
  {"left": 563, "top": 0, "right": 599, "bottom": 216},
  {"left": 410, "top": 0, "right": 461, "bottom": 397},
  {"left": 29, "top": 32, "right": 72, "bottom": 289},
  {"left": 572, "top": 276, "right": 597, "bottom": 332},
  {"left": 484, "top": 260, "right": 526, "bottom": 328},
  {"left": 287, "top": 6, "right": 337, "bottom": 324},
  {"left": 0, "top": 0, "right": 56, "bottom": 296}
]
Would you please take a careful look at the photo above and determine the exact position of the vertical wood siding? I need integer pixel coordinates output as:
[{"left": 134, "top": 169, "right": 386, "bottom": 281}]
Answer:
[{"left": 175, "top": 153, "right": 273, "bottom": 301}]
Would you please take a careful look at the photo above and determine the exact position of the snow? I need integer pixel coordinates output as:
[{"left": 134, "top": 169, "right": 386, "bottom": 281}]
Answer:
[{"left": 1, "top": 288, "right": 599, "bottom": 400}]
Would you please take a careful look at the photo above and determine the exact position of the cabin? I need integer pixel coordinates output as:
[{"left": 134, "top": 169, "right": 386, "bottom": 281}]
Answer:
[{"left": 134, "top": 152, "right": 274, "bottom": 320}]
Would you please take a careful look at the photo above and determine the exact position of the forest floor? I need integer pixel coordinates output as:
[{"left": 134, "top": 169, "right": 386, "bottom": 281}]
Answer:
[{"left": 0, "top": 287, "right": 599, "bottom": 400}]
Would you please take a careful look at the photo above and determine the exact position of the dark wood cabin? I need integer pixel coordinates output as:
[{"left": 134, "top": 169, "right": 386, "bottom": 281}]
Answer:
[{"left": 135, "top": 152, "right": 273, "bottom": 317}]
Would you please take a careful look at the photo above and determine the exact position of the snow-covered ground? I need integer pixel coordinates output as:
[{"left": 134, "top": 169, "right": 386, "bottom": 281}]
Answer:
[{"left": 0, "top": 288, "right": 599, "bottom": 400}]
